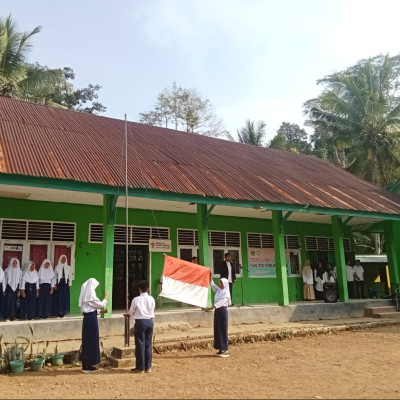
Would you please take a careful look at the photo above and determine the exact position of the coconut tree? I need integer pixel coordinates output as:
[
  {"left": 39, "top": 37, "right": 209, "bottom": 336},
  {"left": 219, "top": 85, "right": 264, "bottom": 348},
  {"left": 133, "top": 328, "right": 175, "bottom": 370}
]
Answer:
[
  {"left": 236, "top": 119, "right": 266, "bottom": 146},
  {"left": 304, "top": 54, "right": 400, "bottom": 187},
  {"left": 0, "top": 14, "right": 58, "bottom": 98}
]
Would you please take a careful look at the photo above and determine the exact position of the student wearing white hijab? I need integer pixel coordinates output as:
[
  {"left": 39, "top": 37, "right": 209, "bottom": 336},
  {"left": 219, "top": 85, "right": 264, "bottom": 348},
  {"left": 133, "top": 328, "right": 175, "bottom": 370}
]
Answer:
[
  {"left": 78, "top": 278, "right": 108, "bottom": 373},
  {"left": 37, "top": 259, "right": 56, "bottom": 319},
  {"left": 20, "top": 261, "right": 39, "bottom": 320},
  {"left": 4, "top": 258, "right": 22, "bottom": 321},
  {"left": 0, "top": 264, "right": 6, "bottom": 321},
  {"left": 54, "top": 254, "right": 72, "bottom": 317},
  {"left": 206, "top": 274, "right": 231, "bottom": 358}
]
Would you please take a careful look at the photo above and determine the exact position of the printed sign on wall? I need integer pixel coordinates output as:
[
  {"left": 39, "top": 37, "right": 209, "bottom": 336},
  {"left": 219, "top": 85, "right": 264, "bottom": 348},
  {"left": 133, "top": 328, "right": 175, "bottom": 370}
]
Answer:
[
  {"left": 248, "top": 248, "right": 276, "bottom": 277},
  {"left": 149, "top": 239, "right": 172, "bottom": 252}
]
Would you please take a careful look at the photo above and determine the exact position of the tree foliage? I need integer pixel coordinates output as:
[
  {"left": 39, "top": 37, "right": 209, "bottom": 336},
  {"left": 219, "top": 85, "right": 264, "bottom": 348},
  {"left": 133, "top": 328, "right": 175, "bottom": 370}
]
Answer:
[
  {"left": 304, "top": 54, "right": 400, "bottom": 187},
  {"left": 138, "top": 82, "right": 225, "bottom": 136},
  {"left": 236, "top": 119, "right": 266, "bottom": 146},
  {"left": 268, "top": 122, "right": 312, "bottom": 154}
]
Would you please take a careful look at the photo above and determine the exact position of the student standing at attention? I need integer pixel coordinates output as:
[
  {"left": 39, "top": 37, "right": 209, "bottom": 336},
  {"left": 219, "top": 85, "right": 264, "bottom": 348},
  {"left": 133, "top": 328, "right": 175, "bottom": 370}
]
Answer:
[
  {"left": 4, "top": 258, "right": 22, "bottom": 321},
  {"left": 37, "top": 259, "right": 56, "bottom": 319},
  {"left": 128, "top": 280, "right": 155, "bottom": 374},
  {"left": 206, "top": 273, "right": 231, "bottom": 358},
  {"left": 78, "top": 278, "right": 108, "bottom": 373},
  {"left": 219, "top": 253, "right": 236, "bottom": 305},
  {"left": 20, "top": 261, "right": 39, "bottom": 320},
  {"left": 0, "top": 264, "right": 6, "bottom": 321},
  {"left": 54, "top": 254, "right": 72, "bottom": 317}
]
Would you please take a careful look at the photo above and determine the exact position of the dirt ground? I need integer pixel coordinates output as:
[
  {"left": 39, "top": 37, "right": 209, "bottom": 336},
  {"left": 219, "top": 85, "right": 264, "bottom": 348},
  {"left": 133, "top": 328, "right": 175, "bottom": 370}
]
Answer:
[{"left": 1, "top": 325, "right": 400, "bottom": 399}]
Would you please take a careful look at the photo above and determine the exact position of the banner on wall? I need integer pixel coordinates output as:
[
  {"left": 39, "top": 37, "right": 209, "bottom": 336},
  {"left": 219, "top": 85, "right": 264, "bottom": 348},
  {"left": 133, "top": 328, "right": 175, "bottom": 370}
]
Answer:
[
  {"left": 149, "top": 239, "right": 172, "bottom": 252},
  {"left": 248, "top": 248, "right": 276, "bottom": 277}
]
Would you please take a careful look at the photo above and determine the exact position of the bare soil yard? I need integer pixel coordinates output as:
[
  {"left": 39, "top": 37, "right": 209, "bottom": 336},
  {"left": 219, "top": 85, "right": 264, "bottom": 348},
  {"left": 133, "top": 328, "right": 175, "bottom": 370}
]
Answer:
[{"left": 1, "top": 325, "right": 399, "bottom": 399}]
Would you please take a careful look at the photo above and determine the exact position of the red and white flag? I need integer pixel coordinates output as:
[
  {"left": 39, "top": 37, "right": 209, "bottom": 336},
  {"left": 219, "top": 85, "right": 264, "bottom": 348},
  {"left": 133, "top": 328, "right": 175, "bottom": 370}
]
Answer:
[{"left": 160, "top": 255, "right": 210, "bottom": 308}]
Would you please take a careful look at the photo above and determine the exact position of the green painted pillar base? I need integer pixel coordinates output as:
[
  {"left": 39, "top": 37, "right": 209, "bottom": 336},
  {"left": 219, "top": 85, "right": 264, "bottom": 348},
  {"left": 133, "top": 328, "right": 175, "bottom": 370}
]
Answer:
[
  {"left": 332, "top": 216, "right": 348, "bottom": 302},
  {"left": 384, "top": 221, "right": 400, "bottom": 293},
  {"left": 272, "top": 210, "right": 289, "bottom": 306}
]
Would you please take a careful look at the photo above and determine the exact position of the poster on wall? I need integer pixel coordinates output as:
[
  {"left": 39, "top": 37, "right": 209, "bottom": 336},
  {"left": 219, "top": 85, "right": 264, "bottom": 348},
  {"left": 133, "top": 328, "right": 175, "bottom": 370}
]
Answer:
[
  {"left": 248, "top": 248, "right": 276, "bottom": 277},
  {"left": 149, "top": 239, "right": 172, "bottom": 252},
  {"left": 248, "top": 248, "right": 302, "bottom": 277}
]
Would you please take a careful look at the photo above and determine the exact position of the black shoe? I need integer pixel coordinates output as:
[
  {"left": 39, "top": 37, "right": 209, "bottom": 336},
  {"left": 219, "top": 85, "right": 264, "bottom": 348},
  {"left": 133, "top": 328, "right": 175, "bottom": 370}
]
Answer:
[
  {"left": 131, "top": 368, "right": 144, "bottom": 374},
  {"left": 82, "top": 366, "right": 98, "bottom": 373}
]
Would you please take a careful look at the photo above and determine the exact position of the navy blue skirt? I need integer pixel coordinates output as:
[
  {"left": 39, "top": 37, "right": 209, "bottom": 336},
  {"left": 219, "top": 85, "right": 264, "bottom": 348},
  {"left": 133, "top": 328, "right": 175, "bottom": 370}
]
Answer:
[
  {"left": 81, "top": 311, "right": 100, "bottom": 366},
  {"left": 214, "top": 306, "right": 228, "bottom": 351},
  {"left": 55, "top": 278, "right": 70, "bottom": 316},
  {"left": 4, "top": 284, "right": 18, "bottom": 320},
  {"left": 37, "top": 283, "right": 54, "bottom": 318},
  {"left": 0, "top": 289, "right": 4, "bottom": 321},
  {"left": 21, "top": 282, "right": 38, "bottom": 320}
]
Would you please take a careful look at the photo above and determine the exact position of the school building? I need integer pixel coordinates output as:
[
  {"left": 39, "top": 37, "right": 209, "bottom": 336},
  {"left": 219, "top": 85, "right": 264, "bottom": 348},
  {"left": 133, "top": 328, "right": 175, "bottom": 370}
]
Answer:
[{"left": 1, "top": 97, "right": 400, "bottom": 316}]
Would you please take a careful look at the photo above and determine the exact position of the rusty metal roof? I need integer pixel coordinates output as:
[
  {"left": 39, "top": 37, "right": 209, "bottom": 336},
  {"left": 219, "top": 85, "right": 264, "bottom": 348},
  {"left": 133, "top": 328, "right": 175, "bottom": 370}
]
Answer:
[{"left": 1, "top": 97, "right": 400, "bottom": 214}]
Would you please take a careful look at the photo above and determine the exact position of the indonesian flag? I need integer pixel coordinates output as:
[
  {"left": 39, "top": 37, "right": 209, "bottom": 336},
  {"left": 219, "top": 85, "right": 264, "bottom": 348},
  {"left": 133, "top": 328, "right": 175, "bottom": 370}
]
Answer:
[{"left": 160, "top": 255, "right": 210, "bottom": 308}]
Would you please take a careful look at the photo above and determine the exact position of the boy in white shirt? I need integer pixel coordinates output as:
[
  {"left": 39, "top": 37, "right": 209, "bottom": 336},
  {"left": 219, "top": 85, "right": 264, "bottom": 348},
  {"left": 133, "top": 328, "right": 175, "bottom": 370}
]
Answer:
[
  {"left": 346, "top": 259, "right": 355, "bottom": 299},
  {"left": 353, "top": 259, "right": 365, "bottom": 299},
  {"left": 129, "top": 280, "right": 155, "bottom": 373}
]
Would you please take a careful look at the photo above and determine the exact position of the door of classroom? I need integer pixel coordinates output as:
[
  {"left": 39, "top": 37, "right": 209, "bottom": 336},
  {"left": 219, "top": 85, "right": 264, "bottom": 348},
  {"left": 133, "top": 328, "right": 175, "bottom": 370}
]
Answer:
[
  {"left": 113, "top": 245, "right": 148, "bottom": 310},
  {"left": 2, "top": 244, "right": 23, "bottom": 270},
  {"left": 29, "top": 244, "right": 48, "bottom": 270}
]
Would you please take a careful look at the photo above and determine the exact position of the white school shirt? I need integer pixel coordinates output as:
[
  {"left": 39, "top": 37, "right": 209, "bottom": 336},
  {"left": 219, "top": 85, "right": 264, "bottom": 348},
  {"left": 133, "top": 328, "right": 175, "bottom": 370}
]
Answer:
[
  {"left": 211, "top": 281, "right": 229, "bottom": 308},
  {"left": 129, "top": 292, "right": 155, "bottom": 319},
  {"left": 302, "top": 266, "right": 314, "bottom": 285},
  {"left": 21, "top": 278, "right": 39, "bottom": 290},
  {"left": 226, "top": 262, "right": 232, "bottom": 283},
  {"left": 346, "top": 265, "right": 355, "bottom": 282},
  {"left": 81, "top": 298, "right": 107, "bottom": 314},
  {"left": 353, "top": 265, "right": 364, "bottom": 281},
  {"left": 39, "top": 276, "right": 56, "bottom": 287},
  {"left": 314, "top": 272, "right": 327, "bottom": 292},
  {"left": 1, "top": 275, "right": 5, "bottom": 292}
]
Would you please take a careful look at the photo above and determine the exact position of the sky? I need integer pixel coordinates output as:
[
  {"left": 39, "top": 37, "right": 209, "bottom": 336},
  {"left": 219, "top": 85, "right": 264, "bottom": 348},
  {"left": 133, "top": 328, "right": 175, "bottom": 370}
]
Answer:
[{"left": 3, "top": 0, "right": 400, "bottom": 141}]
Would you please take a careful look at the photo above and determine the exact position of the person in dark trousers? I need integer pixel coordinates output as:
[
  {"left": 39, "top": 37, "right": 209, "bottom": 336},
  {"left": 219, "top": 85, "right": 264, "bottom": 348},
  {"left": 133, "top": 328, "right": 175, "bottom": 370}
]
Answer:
[
  {"left": 206, "top": 272, "right": 231, "bottom": 357},
  {"left": 20, "top": 261, "right": 39, "bottom": 320},
  {"left": 219, "top": 253, "right": 236, "bottom": 305},
  {"left": 128, "top": 280, "right": 155, "bottom": 373},
  {"left": 78, "top": 278, "right": 108, "bottom": 373},
  {"left": 346, "top": 259, "right": 355, "bottom": 299},
  {"left": 4, "top": 258, "right": 22, "bottom": 321},
  {"left": 54, "top": 254, "right": 72, "bottom": 317}
]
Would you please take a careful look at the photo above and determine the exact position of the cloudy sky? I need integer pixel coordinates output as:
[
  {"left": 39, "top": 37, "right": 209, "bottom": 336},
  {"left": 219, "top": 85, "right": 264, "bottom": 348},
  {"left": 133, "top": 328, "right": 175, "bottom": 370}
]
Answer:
[{"left": 3, "top": 0, "right": 400, "bottom": 141}]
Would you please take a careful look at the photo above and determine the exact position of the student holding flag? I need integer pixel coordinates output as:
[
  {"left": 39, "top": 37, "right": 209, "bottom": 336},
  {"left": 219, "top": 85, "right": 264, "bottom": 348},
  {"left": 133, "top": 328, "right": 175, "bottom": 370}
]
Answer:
[{"left": 206, "top": 272, "right": 231, "bottom": 358}]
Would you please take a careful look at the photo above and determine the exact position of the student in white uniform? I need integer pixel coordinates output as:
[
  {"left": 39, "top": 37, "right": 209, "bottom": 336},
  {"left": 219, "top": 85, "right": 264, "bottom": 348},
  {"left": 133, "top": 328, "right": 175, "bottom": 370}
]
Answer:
[
  {"left": 37, "top": 259, "right": 56, "bottom": 319},
  {"left": 4, "top": 258, "right": 22, "bottom": 321},
  {"left": 314, "top": 262, "right": 327, "bottom": 300},
  {"left": 219, "top": 253, "right": 236, "bottom": 305},
  {"left": 78, "top": 278, "right": 108, "bottom": 373},
  {"left": 346, "top": 259, "right": 355, "bottom": 299},
  {"left": 353, "top": 259, "right": 365, "bottom": 299},
  {"left": 302, "top": 260, "right": 315, "bottom": 300},
  {"left": 206, "top": 274, "right": 231, "bottom": 358},
  {"left": 20, "top": 261, "right": 39, "bottom": 320},
  {"left": 128, "top": 280, "right": 155, "bottom": 373}
]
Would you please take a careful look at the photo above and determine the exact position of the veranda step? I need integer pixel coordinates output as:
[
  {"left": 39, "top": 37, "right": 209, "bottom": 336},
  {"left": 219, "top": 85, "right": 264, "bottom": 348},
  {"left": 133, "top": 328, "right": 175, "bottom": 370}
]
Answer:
[
  {"left": 373, "top": 312, "right": 400, "bottom": 319},
  {"left": 365, "top": 306, "right": 396, "bottom": 317}
]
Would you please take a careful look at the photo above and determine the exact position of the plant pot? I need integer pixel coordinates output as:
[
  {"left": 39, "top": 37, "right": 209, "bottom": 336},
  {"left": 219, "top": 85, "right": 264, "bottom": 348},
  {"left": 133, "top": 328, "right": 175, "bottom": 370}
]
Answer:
[
  {"left": 50, "top": 354, "right": 64, "bottom": 366},
  {"left": 63, "top": 350, "right": 79, "bottom": 364},
  {"left": 30, "top": 358, "right": 44, "bottom": 371},
  {"left": 10, "top": 359, "right": 24, "bottom": 374}
]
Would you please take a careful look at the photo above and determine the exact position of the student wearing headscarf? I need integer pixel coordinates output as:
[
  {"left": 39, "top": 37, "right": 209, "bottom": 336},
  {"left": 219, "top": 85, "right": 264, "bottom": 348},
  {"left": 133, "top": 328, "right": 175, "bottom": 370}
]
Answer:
[
  {"left": 54, "top": 255, "right": 72, "bottom": 317},
  {"left": 313, "top": 261, "right": 327, "bottom": 300},
  {"left": 4, "top": 258, "right": 22, "bottom": 321},
  {"left": 20, "top": 261, "right": 39, "bottom": 320},
  {"left": 205, "top": 273, "right": 231, "bottom": 358},
  {"left": 79, "top": 278, "right": 108, "bottom": 373},
  {"left": 0, "top": 264, "right": 6, "bottom": 321},
  {"left": 37, "top": 259, "right": 56, "bottom": 319},
  {"left": 302, "top": 260, "right": 315, "bottom": 301}
]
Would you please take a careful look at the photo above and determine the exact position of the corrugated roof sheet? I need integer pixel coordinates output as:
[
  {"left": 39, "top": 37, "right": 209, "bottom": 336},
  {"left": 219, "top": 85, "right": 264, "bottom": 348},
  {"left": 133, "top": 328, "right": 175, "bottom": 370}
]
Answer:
[{"left": 1, "top": 96, "right": 400, "bottom": 214}]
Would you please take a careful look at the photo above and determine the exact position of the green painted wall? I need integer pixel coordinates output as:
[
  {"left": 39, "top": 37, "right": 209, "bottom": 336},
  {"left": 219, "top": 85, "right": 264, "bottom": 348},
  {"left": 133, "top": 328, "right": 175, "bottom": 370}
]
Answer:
[{"left": 0, "top": 197, "right": 353, "bottom": 314}]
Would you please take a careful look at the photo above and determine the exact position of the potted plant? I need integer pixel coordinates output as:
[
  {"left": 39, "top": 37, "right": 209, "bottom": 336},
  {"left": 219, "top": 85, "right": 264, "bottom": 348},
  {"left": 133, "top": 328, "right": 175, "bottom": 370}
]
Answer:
[
  {"left": 5, "top": 341, "right": 25, "bottom": 374},
  {"left": 50, "top": 345, "right": 64, "bottom": 366}
]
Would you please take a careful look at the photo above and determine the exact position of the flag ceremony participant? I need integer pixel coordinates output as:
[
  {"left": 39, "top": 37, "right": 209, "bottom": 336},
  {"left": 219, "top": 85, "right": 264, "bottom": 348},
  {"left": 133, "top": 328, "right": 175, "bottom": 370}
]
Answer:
[
  {"left": 54, "top": 254, "right": 72, "bottom": 317},
  {"left": 20, "top": 261, "right": 39, "bottom": 320},
  {"left": 128, "top": 280, "right": 155, "bottom": 373},
  {"left": 206, "top": 273, "right": 231, "bottom": 357},
  {"left": 37, "top": 259, "right": 56, "bottom": 318},
  {"left": 219, "top": 253, "right": 236, "bottom": 305},
  {"left": 0, "top": 263, "right": 7, "bottom": 321},
  {"left": 4, "top": 258, "right": 22, "bottom": 321},
  {"left": 78, "top": 278, "right": 108, "bottom": 373}
]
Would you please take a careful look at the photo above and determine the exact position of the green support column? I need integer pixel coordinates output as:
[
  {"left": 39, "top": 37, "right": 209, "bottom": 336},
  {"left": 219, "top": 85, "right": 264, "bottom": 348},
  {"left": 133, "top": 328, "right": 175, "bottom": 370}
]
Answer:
[
  {"left": 272, "top": 210, "right": 289, "bottom": 306},
  {"left": 197, "top": 204, "right": 212, "bottom": 307},
  {"left": 384, "top": 221, "right": 400, "bottom": 293},
  {"left": 102, "top": 194, "right": 118, "bottom": 317},
  {"left": 332, "top": 216, "right": 348, "bottom": 302}
]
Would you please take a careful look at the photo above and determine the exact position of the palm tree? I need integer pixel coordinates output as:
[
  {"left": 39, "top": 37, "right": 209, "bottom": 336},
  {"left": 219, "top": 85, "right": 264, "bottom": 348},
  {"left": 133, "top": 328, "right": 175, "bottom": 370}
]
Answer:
[
  {"left": 0, "top": 14, "right": 58, "bottom": 99},
  {"left": 304, "top": 55, "right": 400, "bottom": 187},
  {"left": 236, "top": 120, "right": 266, "bottom": 146}
]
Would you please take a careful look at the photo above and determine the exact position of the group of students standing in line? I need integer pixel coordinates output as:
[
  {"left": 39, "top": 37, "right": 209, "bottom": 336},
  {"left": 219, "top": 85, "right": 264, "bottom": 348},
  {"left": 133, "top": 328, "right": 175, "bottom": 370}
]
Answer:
[
  {"left": 0, "top": 255, "right": 72, "bottom": 321},
  {"left": 302, "top": 259, "right": 365, "bottom": 300}
]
